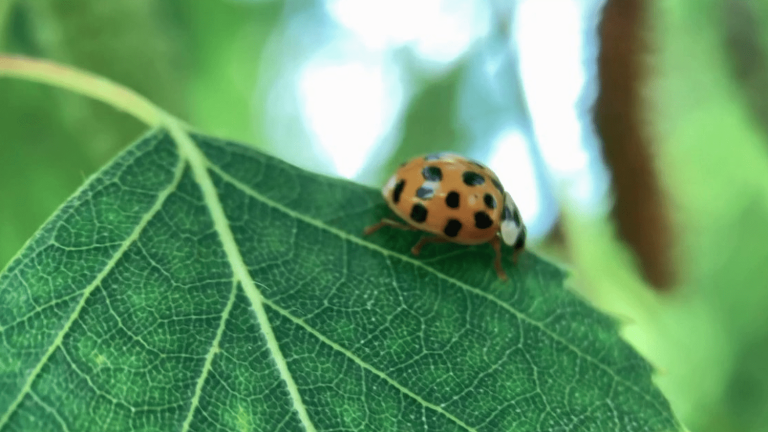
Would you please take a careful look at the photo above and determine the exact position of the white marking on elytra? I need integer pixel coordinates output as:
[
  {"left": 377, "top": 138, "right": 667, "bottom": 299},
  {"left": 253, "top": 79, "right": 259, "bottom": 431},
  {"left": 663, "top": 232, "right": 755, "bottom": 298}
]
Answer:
[
  {"left": 382, "top": 174, "right": 397, "bottom": 198},
  {"left": 385, "top": 174, "right": 397, "bottom": 189},
  {"left": 501, "top": 220, "right": 520, "bottom": 246},
  {"left": 500, "top": 192, "right": 522, "bottom": 246}
]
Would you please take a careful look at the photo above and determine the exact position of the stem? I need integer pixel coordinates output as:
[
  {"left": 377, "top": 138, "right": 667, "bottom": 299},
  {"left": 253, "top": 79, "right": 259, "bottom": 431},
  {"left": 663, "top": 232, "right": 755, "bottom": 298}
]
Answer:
[
  {"left": 0, "top": 54, "right": 198, "bottom": 169},
  {"left": 0, "top": 55, "right": 163, "bottom": 126}
]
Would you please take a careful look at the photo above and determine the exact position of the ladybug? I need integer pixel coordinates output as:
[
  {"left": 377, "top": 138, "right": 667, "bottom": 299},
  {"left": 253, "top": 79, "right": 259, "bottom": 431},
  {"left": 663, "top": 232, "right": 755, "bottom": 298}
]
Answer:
[{"left": 364, "top": 152, "right": 527, "bottom": 281}]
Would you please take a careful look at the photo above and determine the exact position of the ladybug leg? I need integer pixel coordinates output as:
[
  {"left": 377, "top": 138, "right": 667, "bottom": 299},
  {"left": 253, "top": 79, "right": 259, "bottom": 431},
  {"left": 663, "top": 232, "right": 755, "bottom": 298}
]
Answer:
[
  {"left": 489, "top": 236, "right": 509, "bottom": 281},
  {"left": 410, "top": 236, "right": 449, "bottom": 256},
  {"left": 363, "top": 218, "right": 417, "bottom": 236}
]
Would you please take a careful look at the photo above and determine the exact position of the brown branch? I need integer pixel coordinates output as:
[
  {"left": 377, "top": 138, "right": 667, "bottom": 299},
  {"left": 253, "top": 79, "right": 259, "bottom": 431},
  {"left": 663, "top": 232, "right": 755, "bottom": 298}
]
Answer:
[{"left": 594, "top": 0, "right": 676, "bottom": 291}]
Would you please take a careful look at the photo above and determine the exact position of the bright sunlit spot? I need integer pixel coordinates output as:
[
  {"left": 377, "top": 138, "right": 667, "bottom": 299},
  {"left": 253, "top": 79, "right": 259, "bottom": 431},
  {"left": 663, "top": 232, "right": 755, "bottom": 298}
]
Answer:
[
  {"left": 487, "top": 129, "right": 547, "bottom": 237},
  {"left": 295, "top": 0, "right": 608, "bottom": 234},
  {"left": 297, "top": 49, "right": 404, "bottom": 179},
  {"left": 326, "top": 0, "right": 424, "bottom": 50},
  {"left": 297, "top": 0, "right": 491, "bottom": 182},
  {"left": 513, "top": 0, "right": 610, "bottom": 214},
  {"left": 326, "top": 0, "right": 489, "bottom": 66}
]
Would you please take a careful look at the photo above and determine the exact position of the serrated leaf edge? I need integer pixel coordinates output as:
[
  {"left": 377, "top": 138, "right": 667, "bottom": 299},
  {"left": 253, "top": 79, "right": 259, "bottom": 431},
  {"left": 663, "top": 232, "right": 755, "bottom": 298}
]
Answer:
[{"left": 207, "top": 149, "right": 672, "bottom": 420}]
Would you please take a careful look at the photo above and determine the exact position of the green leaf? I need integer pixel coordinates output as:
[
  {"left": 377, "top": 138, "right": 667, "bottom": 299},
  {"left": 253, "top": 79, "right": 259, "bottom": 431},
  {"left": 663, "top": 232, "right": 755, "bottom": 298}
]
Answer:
[{"left": 0, "top": 130, "right": 680, "bottom": 431}]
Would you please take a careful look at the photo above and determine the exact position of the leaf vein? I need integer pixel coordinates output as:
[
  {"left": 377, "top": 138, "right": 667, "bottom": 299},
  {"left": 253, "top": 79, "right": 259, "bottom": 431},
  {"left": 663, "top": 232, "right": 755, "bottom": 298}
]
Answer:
[
  {"left": 0, "top": 289, "right": 84, "bottom": 333},
  {"left": 171, "top": 130, "right": 317, "bottom": 432},
  {"left": 180, "top": 279, "right": 238, "bottom": 432},
  {"left": 28, "top": 390, "right": 70, "bottom": 432},
  {"left": 261, "top": 297, "right": 478, "bottom": 432},
  {"left": 0, "top": 159, "right": 185, "bottom": 429},
  {"left": 207, "top": 162, "right": 667, "bottom": 415}
]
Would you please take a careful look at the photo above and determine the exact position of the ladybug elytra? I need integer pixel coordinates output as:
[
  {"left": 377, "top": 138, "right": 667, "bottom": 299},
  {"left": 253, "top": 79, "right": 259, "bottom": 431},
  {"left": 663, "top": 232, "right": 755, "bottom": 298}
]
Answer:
[{"left": 364, "top": 152, "right": 526, "bottom": 281}]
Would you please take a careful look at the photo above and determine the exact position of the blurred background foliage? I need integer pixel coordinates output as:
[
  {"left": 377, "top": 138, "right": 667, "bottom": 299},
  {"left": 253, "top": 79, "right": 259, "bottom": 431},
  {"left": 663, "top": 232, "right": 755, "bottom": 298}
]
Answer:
[{"left": 1, "top": 0, "right": 768, "bottom": 431}]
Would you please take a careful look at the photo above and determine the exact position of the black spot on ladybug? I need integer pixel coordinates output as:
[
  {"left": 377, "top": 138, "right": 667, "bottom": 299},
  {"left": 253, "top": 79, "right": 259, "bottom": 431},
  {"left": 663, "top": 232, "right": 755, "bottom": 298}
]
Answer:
[
  {"left": 514, "top": 228, "right": 527, "bottom": 250},
  {"left": 483, "top": 193, "right": 496, "bottom": 209},
  {"left": 491, "top": 178, "right": 504, "bottom": 194},
  {"left": 474, "top": 211, "right": 493, "bottom": 229},
  {"left": 444, "top": 219, "right": 462, "bottom": 237},
  {"left": 392, "top": 179, "right": 406, "bottom": 204},
  {"left": 422, "top": 166, "right": 442, "bottom": 181},
  {"left": 416, "top": 186, "right": 434, "bottom": 199},
  {"left": 462, "top": 171, "right": 485, "bottom": 186},
  {"left": 410, "top": 203, "right": 428, "bottom": 223},
  {"left": 445, "top": 191, "right": 460, "bottom": 208},
  {"left": 424, "top": 152, "right": 446, "bottom": 161}
]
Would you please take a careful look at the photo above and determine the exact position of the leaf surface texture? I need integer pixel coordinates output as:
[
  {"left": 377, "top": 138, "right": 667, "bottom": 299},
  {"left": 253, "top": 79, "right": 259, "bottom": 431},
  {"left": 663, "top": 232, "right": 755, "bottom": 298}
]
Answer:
[{"left": 0, "top": 131, "right": 680, "bottom": 431}]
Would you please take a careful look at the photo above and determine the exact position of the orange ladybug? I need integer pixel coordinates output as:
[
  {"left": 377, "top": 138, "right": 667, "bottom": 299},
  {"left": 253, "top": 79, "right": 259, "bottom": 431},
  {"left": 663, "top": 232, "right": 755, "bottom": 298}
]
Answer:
[{"left": 364, "top": 152, "right": 527, "bottom": 280}]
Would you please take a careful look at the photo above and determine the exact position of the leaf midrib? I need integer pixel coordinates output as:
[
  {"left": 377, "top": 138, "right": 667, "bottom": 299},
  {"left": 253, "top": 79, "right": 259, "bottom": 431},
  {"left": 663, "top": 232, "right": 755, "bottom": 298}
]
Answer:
[
  {"left": 171, "top": 129, "right": 318, "bottom": 432},
  {"left": 0, "top": 133, "right": 666, "bottom": 432}
]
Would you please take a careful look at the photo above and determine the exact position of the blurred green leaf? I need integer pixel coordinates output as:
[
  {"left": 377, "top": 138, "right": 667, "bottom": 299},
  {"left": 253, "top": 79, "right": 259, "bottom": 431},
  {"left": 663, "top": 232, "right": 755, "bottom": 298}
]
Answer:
[
  {"left": 367, "top": 63, "right": 473, "bottom": 186},
  {"left": 563, "top": 2, "right": 768, "bottom": 431},
  {"left": 0, "top": 130, "right": 680, "bottom": 431},
  {"left": 180, "top": 0, "right": 283, "bottom": 144},
  {"left": 0, "top": 0, "right": 187, "bottom": 269},
  {"left": 0, "top": 79, "right": 109, "bottom": 271}
]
